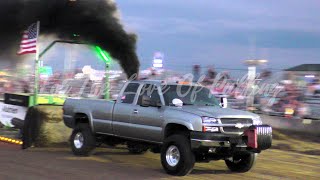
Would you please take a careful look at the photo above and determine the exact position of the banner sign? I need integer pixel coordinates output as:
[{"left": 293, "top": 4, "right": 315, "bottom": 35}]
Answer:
[
  {"left": 0, "top": 102, "right": 27, "bottom": 127},
  {"left": 153, "top": 52, "right": 164, "bottom": 68},
  {"left": 4, "top": 93, "right": 30, "bottom": 107}
]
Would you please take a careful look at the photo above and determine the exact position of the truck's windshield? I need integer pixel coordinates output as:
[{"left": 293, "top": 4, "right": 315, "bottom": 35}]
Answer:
[{"left": 162, "top": 85, "right": 219, "bottom": 106}]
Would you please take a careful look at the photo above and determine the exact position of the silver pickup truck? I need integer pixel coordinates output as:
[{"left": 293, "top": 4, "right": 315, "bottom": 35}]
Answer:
[{"left": 63, "top": 80, "right": 272, "bottom": 176}]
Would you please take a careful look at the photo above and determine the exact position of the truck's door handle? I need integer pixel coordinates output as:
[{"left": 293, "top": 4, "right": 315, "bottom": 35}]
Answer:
[{"left": 133, "top": 109, "right": 139, "bottom": 114}]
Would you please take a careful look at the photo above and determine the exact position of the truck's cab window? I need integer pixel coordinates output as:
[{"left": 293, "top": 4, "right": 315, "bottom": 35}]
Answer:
[
  {"left": 121, "top": 83, "right": 139, "bottom": 104},
  {"left": 138, "top": 84, "right": 161, "bottom": 106}
]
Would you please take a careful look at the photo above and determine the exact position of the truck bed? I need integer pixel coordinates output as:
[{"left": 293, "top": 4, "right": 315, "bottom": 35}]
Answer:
[{"left": 63, "top": 98, "right": 116, "bottom": 132}]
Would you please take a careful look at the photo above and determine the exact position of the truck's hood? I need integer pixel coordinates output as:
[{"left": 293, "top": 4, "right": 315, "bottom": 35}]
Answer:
[{"left": 176, "top": 106, "right": 259, "bottom": 119}]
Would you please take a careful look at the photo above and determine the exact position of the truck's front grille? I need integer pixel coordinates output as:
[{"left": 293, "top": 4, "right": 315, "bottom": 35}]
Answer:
[
  {"left": 220, "top": 118, "right": 252, "bottom": 134},
  {"left": 222, "top": 127, "right": 249, "bottom": 133}
]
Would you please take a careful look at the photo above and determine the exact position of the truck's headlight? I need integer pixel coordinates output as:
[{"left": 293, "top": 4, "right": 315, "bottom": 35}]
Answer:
[
  {"left": 202, "top": 117, "right": 218, "bottom": 124},
  {"left": 202, "top": 117, "right": 219, "bottom": 132},
  {"left": 252, "top": 116, "right": 262, "bottom": 125}
]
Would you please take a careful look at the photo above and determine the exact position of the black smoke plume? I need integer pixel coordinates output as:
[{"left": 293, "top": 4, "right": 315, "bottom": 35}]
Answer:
[{"left": 0, "top": 0, "right": 139, "bottom": 77}]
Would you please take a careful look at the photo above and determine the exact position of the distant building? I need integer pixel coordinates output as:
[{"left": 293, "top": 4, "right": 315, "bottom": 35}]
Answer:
[
  {"left": 284, "top": 64, "right": 320, "bottom": 85},
  {"left": 285, "top": 64, "right": 320, "bottom": 72},
  {"left": 285, "top": 64, "right": 320, "bottom": 75}
]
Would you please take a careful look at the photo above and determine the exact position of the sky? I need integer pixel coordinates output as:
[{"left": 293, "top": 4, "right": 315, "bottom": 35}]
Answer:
[
  {"left": 115, "top": 0, "right": 320, "bottom": 73},
  {"left": 9, "top": 0, "right": 320, "bottom": 75}
]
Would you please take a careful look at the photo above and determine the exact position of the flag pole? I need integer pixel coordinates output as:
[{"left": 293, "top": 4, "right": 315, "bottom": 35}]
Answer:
[{"left": 33, "top": 21, "right": 40, "bottom": 106}]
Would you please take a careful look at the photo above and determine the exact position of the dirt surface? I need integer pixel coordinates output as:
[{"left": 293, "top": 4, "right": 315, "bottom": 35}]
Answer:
[
  {"left": 0, "top": 141, "right": 319, "bottom": 180},
  {"left": 1, "top": 114, "right": 320, "bottom": 179},
  {"left": 272, "top": 129, "right": 320, "bottom": 155}
]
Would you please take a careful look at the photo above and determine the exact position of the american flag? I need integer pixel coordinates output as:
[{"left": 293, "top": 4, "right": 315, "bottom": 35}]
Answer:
[{"left": 17, "top": 23, "right": 38, "bottom": 55}]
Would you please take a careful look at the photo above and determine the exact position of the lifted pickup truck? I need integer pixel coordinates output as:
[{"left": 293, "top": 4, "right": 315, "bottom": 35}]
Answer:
[{"left": 63, "top": 80, "right": 272, "bottom": 176}]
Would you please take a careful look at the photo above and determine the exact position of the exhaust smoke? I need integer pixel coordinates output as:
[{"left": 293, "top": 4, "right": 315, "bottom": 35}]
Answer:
[{"left": 0, "top": 0, "right": 139, "bottom": 77}]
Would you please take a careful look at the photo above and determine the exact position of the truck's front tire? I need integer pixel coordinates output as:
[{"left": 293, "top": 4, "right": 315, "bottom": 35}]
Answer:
[
  {"left": 225, "top": 153, "right": 257, "bottom": 172},
  {"left": 70, "top": 123, "right": 96, "bottom": 156},
  {"left": 161, "top": 134, "right": 195, "bottom": 176}
]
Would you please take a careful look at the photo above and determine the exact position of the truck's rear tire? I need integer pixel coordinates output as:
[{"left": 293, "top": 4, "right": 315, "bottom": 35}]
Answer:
[
  {"left": 225, "top": 153, "right": 257, "bottom": 172},
  {"left": 70, "top": 123, "right": 96, "bottom": 156},
  {"left": 161, "top": 134, "right": 195, "bottom": 176}
]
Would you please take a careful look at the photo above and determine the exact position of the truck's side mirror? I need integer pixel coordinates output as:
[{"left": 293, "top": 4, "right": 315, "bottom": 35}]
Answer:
[
  {"left": 172, "top": 98, "right": 183, "bottom": 107},
  {"left": 220, "top": 97, "right": 228, "bottom": 108},
  {"left": 141, "top": 95, "right": 151, "bottom": 107}
]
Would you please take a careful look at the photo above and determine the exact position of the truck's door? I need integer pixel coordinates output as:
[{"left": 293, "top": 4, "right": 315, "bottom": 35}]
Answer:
[
  {"left": 130, "top": 84, "right": 164, "bottom": 142},
  {"left": 112, "top": 82, "right": 140, "bottom": 137}
]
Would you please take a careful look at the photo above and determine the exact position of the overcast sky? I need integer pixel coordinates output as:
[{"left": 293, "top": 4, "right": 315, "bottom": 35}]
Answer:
[{"left": 116, "top": 0, "right": 320, "bottom": 72}]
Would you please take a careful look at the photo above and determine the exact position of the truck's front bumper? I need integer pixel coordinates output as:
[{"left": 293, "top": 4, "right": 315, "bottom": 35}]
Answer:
[
  {"left": 190, "top": 125, "right": 272, "bottom": 151},
  {"left": 190, "top": 132, "right": 244, "bottom": 149}
]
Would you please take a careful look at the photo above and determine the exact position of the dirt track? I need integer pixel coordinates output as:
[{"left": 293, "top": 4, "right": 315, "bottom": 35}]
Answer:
[{"left": 0, "top": 141, "right": 319, "bottom": 180}]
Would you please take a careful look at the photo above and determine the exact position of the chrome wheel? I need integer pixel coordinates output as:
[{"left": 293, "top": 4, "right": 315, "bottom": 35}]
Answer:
[
  {"left": 74, "top": 132, "right": 84, "bottom": 149},
  {"left": 166, "top": 145, "right": 180, "bottom": 167}
]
